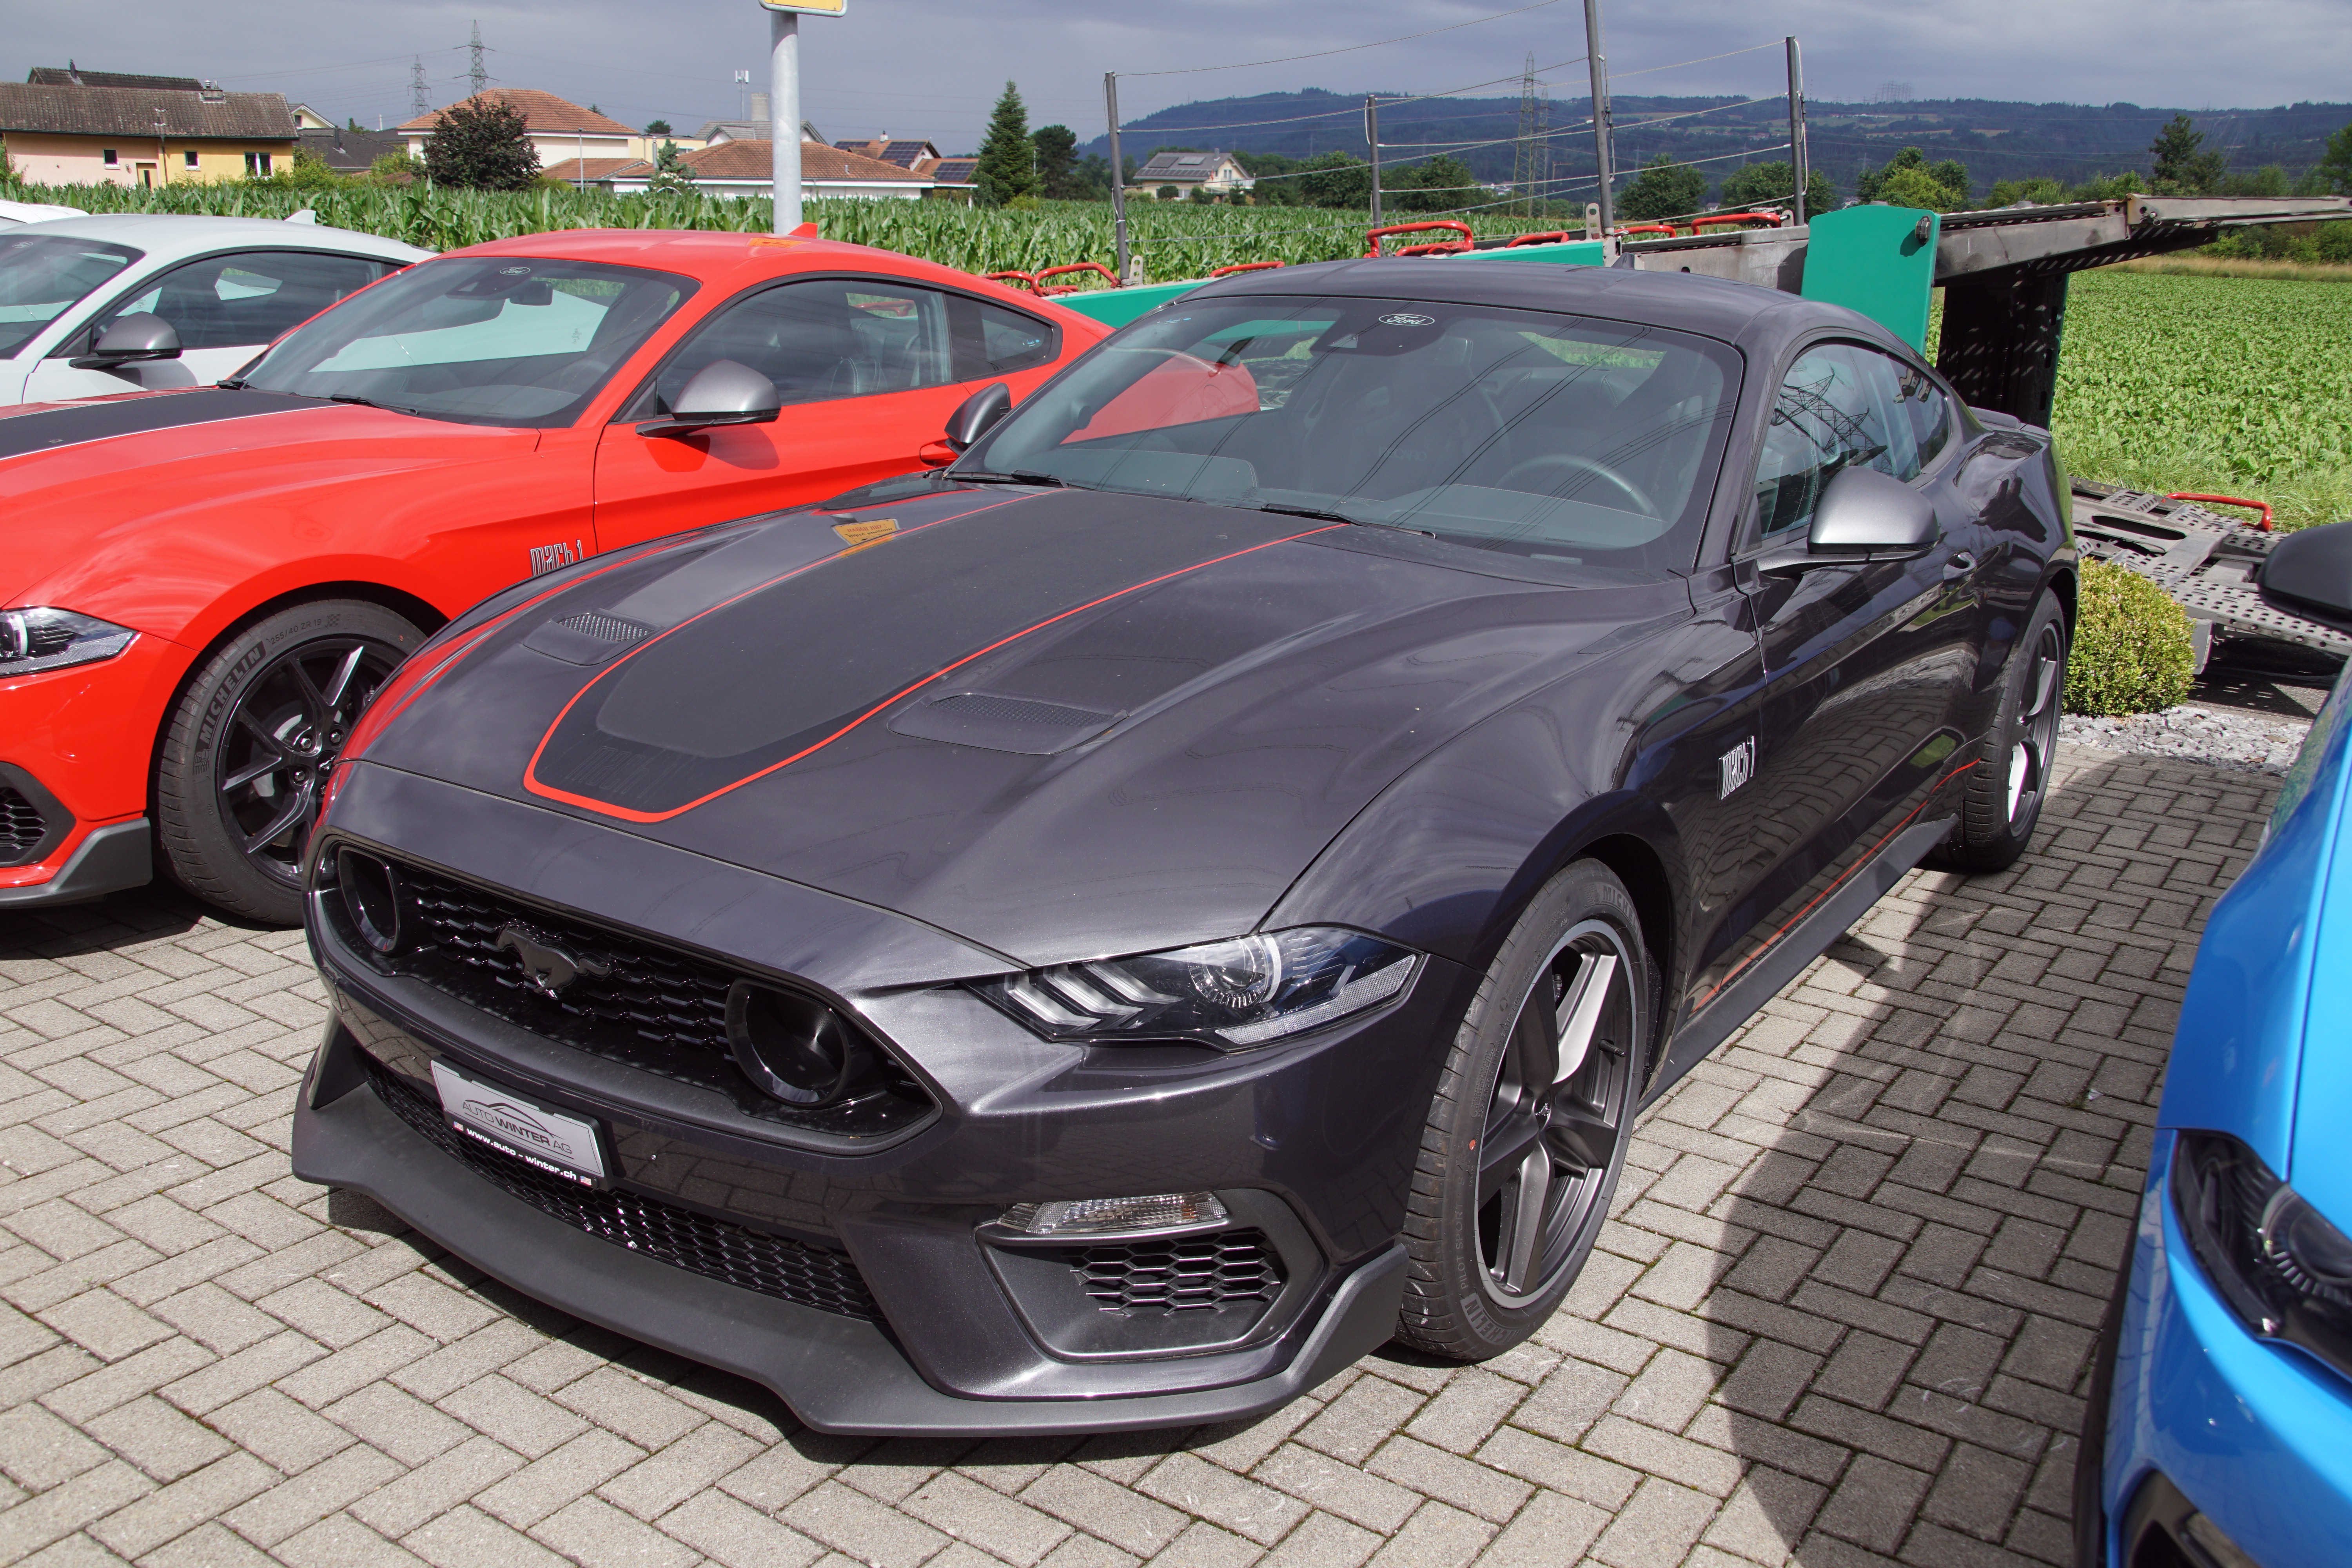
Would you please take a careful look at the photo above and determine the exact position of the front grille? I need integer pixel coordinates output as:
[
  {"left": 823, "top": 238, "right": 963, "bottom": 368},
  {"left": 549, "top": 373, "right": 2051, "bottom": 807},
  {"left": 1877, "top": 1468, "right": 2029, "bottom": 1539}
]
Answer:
[
  {"left": 368, "top": 1062, "right": 881, "bottom": 1320},
  {"left": 0, "top": 789, "right": 45, "bottom": 862},
  {"left": 1071, "top": 1230, "right": 1285, "bottom": 1313},
  {"left": 356, "top": 853, "right": 934, "bottom": 1140}
]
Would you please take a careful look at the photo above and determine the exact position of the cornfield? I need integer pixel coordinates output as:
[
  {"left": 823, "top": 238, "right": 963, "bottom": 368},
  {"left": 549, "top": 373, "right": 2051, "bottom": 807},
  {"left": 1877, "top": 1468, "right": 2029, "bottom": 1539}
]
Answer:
[{"left": 7, "top": 181, "right": 1557, "bottom": 283}]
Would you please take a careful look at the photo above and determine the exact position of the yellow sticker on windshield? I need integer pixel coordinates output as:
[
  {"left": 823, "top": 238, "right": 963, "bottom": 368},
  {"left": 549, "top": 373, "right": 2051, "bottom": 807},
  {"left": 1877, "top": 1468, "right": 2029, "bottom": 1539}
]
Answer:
[{"left": 833, "top": 517, "right": 898, "bottom": 551}]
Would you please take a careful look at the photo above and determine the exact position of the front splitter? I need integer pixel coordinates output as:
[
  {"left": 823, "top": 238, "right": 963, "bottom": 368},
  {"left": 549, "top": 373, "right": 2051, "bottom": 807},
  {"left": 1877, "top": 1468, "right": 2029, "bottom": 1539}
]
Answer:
[{"left": 290, "top": 1065, "right": 1406, "bottom": 1436}]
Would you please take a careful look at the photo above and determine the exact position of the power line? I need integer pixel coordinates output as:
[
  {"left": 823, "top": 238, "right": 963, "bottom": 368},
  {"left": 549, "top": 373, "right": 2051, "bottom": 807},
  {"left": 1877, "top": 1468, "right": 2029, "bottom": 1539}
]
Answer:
[
  {"left": 1121, "top": 0, "right": 1568, "bottom": 79},
  {"left": 1608, "top": 41, "right": 1785, "bottom": 83},
  {"left": 1128, "top": 57, "right": 1591, "bottom": 137}
]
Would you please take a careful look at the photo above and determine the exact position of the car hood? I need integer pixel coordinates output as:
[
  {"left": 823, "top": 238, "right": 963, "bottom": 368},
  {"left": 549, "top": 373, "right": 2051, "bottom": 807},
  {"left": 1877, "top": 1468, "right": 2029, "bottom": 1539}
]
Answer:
[
  {"left": 0, "top": 387, "right": 526, "bottom": 619},
  {"left": 355, "top": 482, "right": 1690, "bottom": 967}
]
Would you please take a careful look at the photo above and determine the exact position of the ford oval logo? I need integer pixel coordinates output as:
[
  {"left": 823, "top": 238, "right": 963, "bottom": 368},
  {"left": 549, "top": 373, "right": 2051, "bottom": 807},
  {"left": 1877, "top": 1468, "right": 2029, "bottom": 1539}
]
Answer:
[
  {"left": 498, "top": 265, "right": 533, "bottom": 276},
  {"left": 1379, "top": 313, "right": 1436, "bottom": 327}
]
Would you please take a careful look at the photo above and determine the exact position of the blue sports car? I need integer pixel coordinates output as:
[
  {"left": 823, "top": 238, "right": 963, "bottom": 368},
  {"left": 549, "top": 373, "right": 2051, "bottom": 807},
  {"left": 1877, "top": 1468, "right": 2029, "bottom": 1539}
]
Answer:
[{"left": 2080, "top": 529, "right": 2352, "bottom": 1567}]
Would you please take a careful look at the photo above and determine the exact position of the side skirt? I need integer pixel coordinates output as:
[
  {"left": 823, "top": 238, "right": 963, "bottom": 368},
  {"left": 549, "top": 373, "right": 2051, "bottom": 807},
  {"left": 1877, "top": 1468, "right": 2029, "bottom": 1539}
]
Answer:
[{"left": 1648, "top": 813, "right": 1955, "bottom": 1102}]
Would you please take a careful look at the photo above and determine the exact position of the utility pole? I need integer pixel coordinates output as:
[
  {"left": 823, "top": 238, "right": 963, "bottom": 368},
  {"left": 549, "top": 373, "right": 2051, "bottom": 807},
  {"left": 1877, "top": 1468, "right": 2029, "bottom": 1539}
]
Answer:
[
  {"left": 1583, "top": 0, "right": 1613, "bottom": 233},
  {"left": 1786, "top": 36, "right": 1809, "bottom": 225},
  {"left": 769, "top": 8, "right": 800, "bottom": 232},
  {"left": 1513, "top": 54, "right": 1539, "bottom": 219},
  {"left": 409, "top": 57, "right": 430, "bottom": 118},
  {"left": 1366, "top": 95, "right": 1381, "bottom": 229},
  {"left": 468, "top": 22, "right": 488, "bottom": 98},
  {"left": 1105, "top": 73, "right": 1130, "bottom": 281}
]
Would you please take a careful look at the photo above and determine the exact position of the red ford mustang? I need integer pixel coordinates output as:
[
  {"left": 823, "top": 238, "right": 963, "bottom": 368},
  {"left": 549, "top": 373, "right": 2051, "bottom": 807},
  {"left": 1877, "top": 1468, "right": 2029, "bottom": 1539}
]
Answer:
[{"left": 0, "top": 230, "right": 1107, "bottom": 923}]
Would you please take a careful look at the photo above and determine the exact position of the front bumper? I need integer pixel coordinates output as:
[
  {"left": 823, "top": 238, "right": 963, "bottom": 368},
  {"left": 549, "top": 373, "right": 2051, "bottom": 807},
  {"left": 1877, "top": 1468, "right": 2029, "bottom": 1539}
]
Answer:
[
  {"left": 293, "top": 1019, "right": 1408, "bottom": 1434},
  {"left": 2100, "top": 1131, "right": 2352, "bottom": 1567}
]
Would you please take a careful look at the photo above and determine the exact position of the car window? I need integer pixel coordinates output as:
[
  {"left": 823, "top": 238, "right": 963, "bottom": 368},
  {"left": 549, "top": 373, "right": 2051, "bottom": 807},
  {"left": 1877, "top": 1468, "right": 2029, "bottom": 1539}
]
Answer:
[
  {"left": 634, "top": 277, "right": 956, "bottom": 417},
  {"left": 1751, "top": 343, "right": 1924, "bottom": 538},
  {"left": 0, "top": 234, "right": 142, "bottom": 359},
  {"left": 236, "top": 256, "right": 695, "bottom": 427},
  {"left": 960, "top": 295, "right": 1057, "bottom": 377},
  {"left": 88, "top": 250, "right": 398, "bottom": 351},
  {"left": 1900, "top": 361, "right": 1952, "bottom": 469},
  {"left": 962, "top": 294, "right": 1738, "bottom": 571}
]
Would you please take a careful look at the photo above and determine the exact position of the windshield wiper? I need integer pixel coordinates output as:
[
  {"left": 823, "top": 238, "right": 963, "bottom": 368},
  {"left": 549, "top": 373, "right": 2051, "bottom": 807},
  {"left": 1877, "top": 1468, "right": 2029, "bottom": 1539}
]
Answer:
[
  {"left": 328, "top": 392, "right": 420, "bottom": 416},
  {"left": 1253, "top": 501, "right": 1432, "bottom": 537},
  {"left": 951, "top": 469, "right": 1068, "bottom": 488}
]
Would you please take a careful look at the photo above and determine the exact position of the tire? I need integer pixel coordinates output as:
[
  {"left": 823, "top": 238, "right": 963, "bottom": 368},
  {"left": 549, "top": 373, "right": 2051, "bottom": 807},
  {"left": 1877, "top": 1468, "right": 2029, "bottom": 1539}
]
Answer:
[
  {"left": 1396, "top": 859, "right": 1659, "bottom": 1359},
  {"left": 156, "top": 600, "right": 422, "bottom": 925},
  {"left": 1930, "top": 586, "right": 2070, "bottom": 874}
]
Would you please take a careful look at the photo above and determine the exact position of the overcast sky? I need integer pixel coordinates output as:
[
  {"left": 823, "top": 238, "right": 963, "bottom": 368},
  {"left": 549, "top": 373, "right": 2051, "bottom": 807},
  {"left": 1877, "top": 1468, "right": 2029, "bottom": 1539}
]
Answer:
[{"left": 8, "top": 0, "right": 2347, "bottom": 152}]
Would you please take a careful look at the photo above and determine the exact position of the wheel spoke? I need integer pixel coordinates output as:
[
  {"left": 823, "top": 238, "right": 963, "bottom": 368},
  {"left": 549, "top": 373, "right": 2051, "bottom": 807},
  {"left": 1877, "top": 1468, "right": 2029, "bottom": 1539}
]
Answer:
[
  {"left": 1477, "top": 1111, "right": 1544, "bottom": 1202},
  {"left": 1507, "top": 976, "right": 1561, "bottom": 1094},
  {"left": 2026, "top": 654, "right": 2059, "bottom": 721},
  {"left": 1497, "top": 1148, "right": 1553, "bottom": 1295},
  {"left": 219, "top": 754, "right": 285, "bottom": 793},
  {"left": 318, "top": 644, "right": 368, "bottom": 712},
  {"left": 231, "top": 706, "right": 292, "bottom": 752},
  {"left": 1547, "top": 1099, "right": 1619, "bottom": 1172},
  {"left": 1551, "top": 953, "right": 1618, "bottom": 1085},
  {"left": 239, "top": 788, "right": 311, "bottom": 855},
  {"left": 287, "top": 658, "right": 333, "bottom": 724}
]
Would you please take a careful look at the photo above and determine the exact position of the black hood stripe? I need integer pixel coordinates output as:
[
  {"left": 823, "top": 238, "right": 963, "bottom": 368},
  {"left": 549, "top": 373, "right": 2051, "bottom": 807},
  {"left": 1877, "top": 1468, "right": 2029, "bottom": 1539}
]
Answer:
[
  {"left": 0, "top": 388, "right": 319, "bottom": 463},
  {"left": 523, "top": 498, "right": 1339, "bottom": 823}
]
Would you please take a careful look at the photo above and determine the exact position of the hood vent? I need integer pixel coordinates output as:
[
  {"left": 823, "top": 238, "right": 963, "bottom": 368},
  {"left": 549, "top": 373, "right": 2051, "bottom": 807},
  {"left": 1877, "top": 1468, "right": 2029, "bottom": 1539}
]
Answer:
[
  {"left": 524, "top": 610, "right": 657, "bottom": 666},
  {"left": 887, "top": 691, "right": 1120, "bottom": 755}
]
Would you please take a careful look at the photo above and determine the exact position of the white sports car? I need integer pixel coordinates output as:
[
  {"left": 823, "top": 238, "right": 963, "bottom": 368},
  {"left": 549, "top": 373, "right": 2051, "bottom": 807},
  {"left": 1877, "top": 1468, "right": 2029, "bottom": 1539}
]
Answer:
[{"left": 0, "top": 213, "right": 429, "bottom": 404}]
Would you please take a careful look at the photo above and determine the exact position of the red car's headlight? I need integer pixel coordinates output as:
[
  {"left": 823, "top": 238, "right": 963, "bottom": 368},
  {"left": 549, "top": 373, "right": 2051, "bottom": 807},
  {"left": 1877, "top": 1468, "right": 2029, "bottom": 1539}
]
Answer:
[{"left": 0, "top": 607, "right": 138, "bottom": 677}]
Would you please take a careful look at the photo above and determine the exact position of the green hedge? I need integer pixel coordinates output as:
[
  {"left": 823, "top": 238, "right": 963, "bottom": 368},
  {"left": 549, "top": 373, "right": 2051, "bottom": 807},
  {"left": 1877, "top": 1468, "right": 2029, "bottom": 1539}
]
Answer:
[{"left": 2064, "top": 561, "right": 2196, "bottom": 715}]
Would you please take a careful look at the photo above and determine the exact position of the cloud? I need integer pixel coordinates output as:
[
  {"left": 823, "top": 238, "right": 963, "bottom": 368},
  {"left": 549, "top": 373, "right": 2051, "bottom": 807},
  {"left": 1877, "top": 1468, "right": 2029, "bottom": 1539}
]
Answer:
[{"left": 5, "top": 0, "right": 2344, "bottom": 151}]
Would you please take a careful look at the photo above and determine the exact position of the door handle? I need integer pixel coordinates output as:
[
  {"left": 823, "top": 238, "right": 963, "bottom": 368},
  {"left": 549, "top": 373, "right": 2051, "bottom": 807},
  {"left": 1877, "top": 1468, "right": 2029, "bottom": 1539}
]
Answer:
[{"left": 1942, "top": 550, "right": 1977, "bottom": 580}]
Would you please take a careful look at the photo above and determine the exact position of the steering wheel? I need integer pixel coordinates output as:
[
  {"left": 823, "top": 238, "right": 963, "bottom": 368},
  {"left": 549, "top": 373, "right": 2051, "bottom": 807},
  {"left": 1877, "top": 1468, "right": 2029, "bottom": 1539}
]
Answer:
[{"left": 1497, "top": 453, "right": 1658, "bottom": 517}]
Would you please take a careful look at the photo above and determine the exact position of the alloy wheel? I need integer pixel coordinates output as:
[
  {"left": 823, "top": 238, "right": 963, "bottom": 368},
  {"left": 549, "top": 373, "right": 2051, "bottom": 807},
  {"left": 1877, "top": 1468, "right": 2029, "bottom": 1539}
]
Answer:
[
  {"left": 1475, "top": 918, "right": 1639, "bottom": 1307},
  {"left": 2006, "top": 620, "right": 2065, "bottom": 827},
  {"left": 214, "top": 637, "right": 401, "bottom": 893}
]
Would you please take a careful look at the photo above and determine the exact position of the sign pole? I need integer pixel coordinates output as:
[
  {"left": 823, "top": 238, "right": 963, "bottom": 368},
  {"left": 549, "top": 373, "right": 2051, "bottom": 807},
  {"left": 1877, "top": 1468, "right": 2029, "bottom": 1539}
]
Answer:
[
  {"left": 1105, "top": 73, "right": 1130, "bottom": 282},
  {"left": 770, "top": 8, "right": 801, "bottom": 233},
  {"left": 1786, "top": 36, "right": 1808, "bottom": 226}
]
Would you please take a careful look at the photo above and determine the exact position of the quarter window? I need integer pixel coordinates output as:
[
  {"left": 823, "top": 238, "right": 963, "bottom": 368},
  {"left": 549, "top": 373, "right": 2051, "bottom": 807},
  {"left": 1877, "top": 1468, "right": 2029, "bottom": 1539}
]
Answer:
[
  {"left": 1751, "top": 343, "right": 1925, "bottom": 538},
  {"left": 87, "top": 250, "right": 398, "bottom": 351}
]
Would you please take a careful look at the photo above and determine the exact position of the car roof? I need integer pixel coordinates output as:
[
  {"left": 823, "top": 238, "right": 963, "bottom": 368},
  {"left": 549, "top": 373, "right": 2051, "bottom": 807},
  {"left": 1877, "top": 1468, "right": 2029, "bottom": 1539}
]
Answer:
[
  {"left": 1176, "top": 256, "right": 1888, "bottom": 354},
  {"left": 21, "top": 213, "right": 430, "bottom": 263}
]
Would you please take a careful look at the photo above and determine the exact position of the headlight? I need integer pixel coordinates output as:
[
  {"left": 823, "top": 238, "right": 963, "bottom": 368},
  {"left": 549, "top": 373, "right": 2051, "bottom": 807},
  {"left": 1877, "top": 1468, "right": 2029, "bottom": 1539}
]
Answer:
[
  {"left": 2173, "top": 1131, "right": 2352, "bottom": 1380},
  {"left": 976, "top": 927, "right": 1417, "bottom": 1049},
  {"left": 0, "top": 608, "right": 138, "bottom": 676}
]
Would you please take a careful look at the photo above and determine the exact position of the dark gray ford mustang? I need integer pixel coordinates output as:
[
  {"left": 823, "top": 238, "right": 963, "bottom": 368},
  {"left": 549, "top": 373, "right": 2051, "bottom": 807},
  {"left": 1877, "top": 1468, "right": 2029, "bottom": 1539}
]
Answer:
[{"left": 292, "top": 258, "right": 2076, "bottom": 1434}]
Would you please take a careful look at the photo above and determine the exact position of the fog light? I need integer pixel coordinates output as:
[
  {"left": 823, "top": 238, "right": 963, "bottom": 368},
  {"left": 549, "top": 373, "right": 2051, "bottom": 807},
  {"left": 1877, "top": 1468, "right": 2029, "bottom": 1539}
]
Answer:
[
  {"left": 997, "top": 1191, "right": 1228, "bottom": 1238},
  {"left": 337, "top": 848, "right": 407, "bottom": 955},
  {"left": 725, "top": 980, "right": 871, "bottom": 1106}
]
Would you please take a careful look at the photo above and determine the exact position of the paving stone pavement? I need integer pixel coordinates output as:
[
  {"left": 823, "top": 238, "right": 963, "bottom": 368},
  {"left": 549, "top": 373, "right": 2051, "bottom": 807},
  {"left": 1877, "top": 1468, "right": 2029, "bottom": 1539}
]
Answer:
[{"left": 0, "top": 743, "right": 2267, "bottom": 1568}]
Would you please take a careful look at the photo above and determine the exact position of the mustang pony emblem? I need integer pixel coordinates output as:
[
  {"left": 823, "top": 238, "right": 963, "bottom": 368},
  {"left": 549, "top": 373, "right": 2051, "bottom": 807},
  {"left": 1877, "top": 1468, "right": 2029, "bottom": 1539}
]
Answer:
[{"left": 495, "top": 926, "right": 610, "bottom": 998}]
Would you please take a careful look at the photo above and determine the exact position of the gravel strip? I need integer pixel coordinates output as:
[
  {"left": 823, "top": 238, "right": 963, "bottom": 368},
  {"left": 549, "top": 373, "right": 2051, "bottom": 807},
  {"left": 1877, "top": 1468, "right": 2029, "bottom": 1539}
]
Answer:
[{"left": 2062, "top": 704, "right": 2314, "bottom": 775}]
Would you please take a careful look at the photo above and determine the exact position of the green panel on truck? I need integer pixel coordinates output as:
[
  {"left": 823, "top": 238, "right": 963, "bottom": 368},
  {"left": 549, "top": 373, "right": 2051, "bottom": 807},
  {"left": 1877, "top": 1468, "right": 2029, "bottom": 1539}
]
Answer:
[
  {"left": 1455, "top": 240, "right": 1610, "bottom": 267},
  {"left": 1054, "top": 280, "right": 1205, "bottom": 327},
  {"left": 1800, "top": 205, "right": 1941, "bottom": 351}
]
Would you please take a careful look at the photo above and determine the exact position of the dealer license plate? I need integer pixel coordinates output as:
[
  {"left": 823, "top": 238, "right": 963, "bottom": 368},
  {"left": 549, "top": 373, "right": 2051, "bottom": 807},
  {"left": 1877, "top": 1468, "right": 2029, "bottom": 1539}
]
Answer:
[{"left": 430, "top": 1060, "right": 608, "bottom": 1188}]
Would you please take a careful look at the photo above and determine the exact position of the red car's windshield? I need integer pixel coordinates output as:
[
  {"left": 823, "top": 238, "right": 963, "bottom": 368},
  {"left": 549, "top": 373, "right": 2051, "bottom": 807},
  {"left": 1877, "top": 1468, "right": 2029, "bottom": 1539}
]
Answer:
[{"left": 238, "top": 255, "right": 695, "bottom": 427}]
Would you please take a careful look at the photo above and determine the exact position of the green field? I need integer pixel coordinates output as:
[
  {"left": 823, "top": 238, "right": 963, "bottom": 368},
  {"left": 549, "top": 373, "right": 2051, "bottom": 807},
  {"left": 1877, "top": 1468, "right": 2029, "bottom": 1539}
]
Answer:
[{"left": 14, "top": 182, "right": 2348, "bottom": 527}]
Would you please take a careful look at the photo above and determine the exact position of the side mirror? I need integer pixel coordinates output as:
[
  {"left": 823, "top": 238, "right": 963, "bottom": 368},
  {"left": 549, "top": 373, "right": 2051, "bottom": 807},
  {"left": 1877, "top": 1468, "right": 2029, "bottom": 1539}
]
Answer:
[
  {"left": 635, "top": 358, "right": 782, "bottom": 438},
  {"left": 2261, "top": 517, "right": 2352, "bottom": 633},
  {"left": 69, "top": 312, "right": 181, "bottom": 370},
  {"left": 943, "top": 382, "right": 1012, "bottom": 452},
  {"left": 1761, "top": 466, "right": 1940, "bottom": 574}
]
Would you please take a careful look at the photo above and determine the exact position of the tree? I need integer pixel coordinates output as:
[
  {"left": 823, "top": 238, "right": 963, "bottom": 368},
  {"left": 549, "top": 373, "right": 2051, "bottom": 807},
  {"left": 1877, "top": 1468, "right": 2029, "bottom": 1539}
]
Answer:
[
  {"left": 2313, "top": 121, "right": 2352, "bottom": 196},
  {"left": 1393, "top": 154, "right": 1480, "bottom": 213},
  {"left": 423, "top": 96, "right": 540, "bottom": 190},
  {"left": 973, "top": 81, "right": 1039, "bottom": 206},
  {"left": 646, "top": 140, "right": 696, "bottom": 196},
  {"left": 1232, "top": 149, "right": 1308, "bottom": 205},
  {"left": 644, "top": 119, "right": 671, "bottom": 136},
  {"left": 1295, "top": 152, "right": 1372, "bottom": 209},
  {"left": 1068, "top": 154, "right": 1116, "bottom": 200},
  {"left": 1855, "top": 146, "right": 1926, "bottom": 204},
  {"left": 1927, "top": 158, "right": 1970, "bottom": 203},
  {"left": 1716, "top": 160, "right": 1835, "bottom": 218},
  {"left": 368, "top": 149, "right": 424, "bottom": 183},
  {"left": 1988, "top": 176, "right": 2066, "bottom": 205},
  {"left": 276, "top": 145, "right": 346, "bottom": 189},
  {"left": 2149, "top": 113, "right": 2227, "bottom": 194},
  {"left": 1857, "top": 147, "right": 1964, "bottom": 210},
  {"left": 1617, "top": 153, "right": 1707, "bottom": 222},
  {"left": 1878, "top": 165, "right": 1961, "bottom": 212},
  {"left": 1031, "top": 123, "right": 1079, "bottom": 198}
]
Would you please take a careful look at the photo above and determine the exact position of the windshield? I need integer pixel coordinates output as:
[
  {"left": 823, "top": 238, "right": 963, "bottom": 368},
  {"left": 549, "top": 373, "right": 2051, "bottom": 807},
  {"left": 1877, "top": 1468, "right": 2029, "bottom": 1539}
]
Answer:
[
  {"left": 965, "top": 294, "right": 1739, "bottom": 568},
  {"left": 238, "top": 256, "right": 695, "bottom": 426},
  {"left": 0, "top": 234, "right": 141, "bottom": 359}
]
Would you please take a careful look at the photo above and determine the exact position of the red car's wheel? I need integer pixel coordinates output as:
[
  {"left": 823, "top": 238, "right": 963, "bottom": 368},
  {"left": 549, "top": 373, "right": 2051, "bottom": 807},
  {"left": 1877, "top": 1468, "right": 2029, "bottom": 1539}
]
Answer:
[{"left": 156, "top": 601, "right": 421, "bottom": 924}]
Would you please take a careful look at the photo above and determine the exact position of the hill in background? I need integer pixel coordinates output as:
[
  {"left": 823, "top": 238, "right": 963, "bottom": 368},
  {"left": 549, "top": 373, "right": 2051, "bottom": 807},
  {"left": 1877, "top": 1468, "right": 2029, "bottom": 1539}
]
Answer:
[{"left": 1084, "top": 91, "right": 2351, "bottom": 203}]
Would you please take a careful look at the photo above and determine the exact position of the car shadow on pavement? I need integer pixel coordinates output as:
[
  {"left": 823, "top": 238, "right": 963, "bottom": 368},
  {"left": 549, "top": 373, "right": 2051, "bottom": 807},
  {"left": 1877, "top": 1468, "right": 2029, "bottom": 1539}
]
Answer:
[{"left": 1561, "top": 744, "right": 2264, "bottom": 1566}]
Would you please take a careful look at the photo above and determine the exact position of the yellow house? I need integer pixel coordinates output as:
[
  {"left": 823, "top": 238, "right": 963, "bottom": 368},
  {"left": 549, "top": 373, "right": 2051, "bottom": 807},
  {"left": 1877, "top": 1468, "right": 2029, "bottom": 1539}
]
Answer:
[
  {"left": 399, "top": 90, "right": 697, "bottom": 172},
  {"left": 0, "top": 69, "right": 296, "bottom": 187}
]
